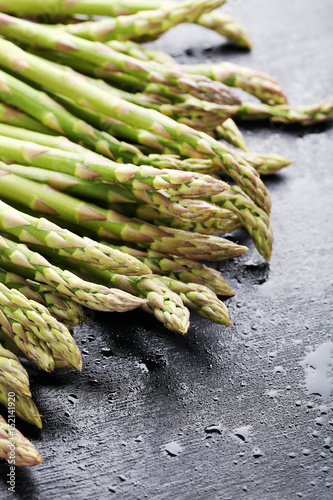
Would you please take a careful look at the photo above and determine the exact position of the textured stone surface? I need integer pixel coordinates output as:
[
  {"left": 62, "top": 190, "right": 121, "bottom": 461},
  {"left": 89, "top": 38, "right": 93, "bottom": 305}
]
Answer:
[{"left": 0, "top": 1, "right": 332, "bottom": 498}]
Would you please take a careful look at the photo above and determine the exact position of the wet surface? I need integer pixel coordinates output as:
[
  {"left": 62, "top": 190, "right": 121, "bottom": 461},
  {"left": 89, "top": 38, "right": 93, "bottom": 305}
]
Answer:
[{"left": 1, "top": 0, "right": 333, "bottom": 498}]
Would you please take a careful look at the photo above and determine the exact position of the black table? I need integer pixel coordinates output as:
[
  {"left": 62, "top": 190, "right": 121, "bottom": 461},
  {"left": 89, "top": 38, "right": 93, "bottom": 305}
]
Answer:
[{"left": 1, "top": 1, "right": 332, "bottom": 498}]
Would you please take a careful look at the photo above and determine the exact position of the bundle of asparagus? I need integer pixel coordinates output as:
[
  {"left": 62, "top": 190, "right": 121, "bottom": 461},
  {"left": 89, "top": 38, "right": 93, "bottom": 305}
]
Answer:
[{"left": 0, "top": 0, "right": 331, "bottom": 467}]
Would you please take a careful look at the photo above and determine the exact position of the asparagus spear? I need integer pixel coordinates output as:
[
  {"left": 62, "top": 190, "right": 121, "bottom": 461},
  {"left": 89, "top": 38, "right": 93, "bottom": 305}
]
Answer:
[
  {"left": 63, "top": 0, "right": 227, "bottom": 43},
  {"left": 67, "top": 261, "right": 190, "bottom": 334},
  {"left": 0, "top": 269, "right": 85, "bottom": 328},
  {"left": 0, "top": 170, "right": 247, "bottom": 261},
  {"left": 156, "top": 276, "right": 231, "bottom": 325},
  {"left": 196, "top": 12, "right": 251, "bottom": 49},
  {"left": 106, "top": 203, "right": 241, "bottom": 235},
  {"left": 0, "top": 161, "right": 231, "bottom": 224},
  {"left": 0, "top": 235, "right": 147, "bottom": 312},
  {"left": 216, "top": 118, "right": 247, "bottom": 151},
  {"left": 0, "top": 195, "right": 151, "bottom": 276},
  {"left": 0, "top": 15, "right": 245, "bottom": 105},
  {"left": 0, "top": 134, "right": 225, "bottom": 199},
  {"left": 239, "top": 151, "right": 293, "bottom": 176},
  {"left": 68, "top": 260, "right": 231, "bottom": 326},
  {"left": 0, "top": 102, "right": 54, "bottom": 134},
  {"left": 51, "top": 91, "right": 290, "bottom": 177},
  {"left": 0, "top": 414, "right": 42, "bottom": 466},
  {"left": 0, "top": 282, "right": 82, "bottom": 371},
  {"left": 0, "top": 384, "right": 42, "bottom": 428},
  {"left": 0, "top": 118, "right": 214, "bottom": 176},
  {"left": 0, "top": 343, "right": 31, "bottom": 397},
  {"left": 204, "top": 185, "right": 273, "bottom": 261},
  {"left": 103, "top": 244, "right": 234, "bottom": 296},
  {"left": 182, "top": 62, "right": 288, "bottom": 105},
  {"left": 0, "top": 0, "right": 250, "bottom": 48},
  {"left": 1, "top": 68, "right": 221, "bottom": 167},
  {"left": 235, "top": 100, "right": 333, "bottom": 126}
]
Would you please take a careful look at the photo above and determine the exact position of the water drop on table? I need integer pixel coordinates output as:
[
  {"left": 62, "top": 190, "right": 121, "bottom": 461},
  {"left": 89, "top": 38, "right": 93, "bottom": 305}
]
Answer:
[
  {"left": 233, "top": 425, "right": 252, "bottom": 442},
  {"left": 164, "top": 441, "right": 182, "bottom": 457},
  {"left": 205, "top": 424, "right": 223, "bottom": 434},
  {"left": 300, "top": 342, "right": 333, "bottom": 399}
]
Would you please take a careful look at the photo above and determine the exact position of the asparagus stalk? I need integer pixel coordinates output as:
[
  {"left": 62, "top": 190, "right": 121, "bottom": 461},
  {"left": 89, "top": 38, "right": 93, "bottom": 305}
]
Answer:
[
  {"left": 104, "top": 245, "right": 234, "bottom": 296},
  {"left": 0, "top": 282, "right": 82, "bottom": 371},
  {"left": 0, "top": 195, "right": 151, "bottom": 276},
  {"left": 0, "top": 343, "right": 31, "bottom": 397},
  {"left": 1, "top": 67, "right": 221, "bottom": 168},
  {"left": 0, "top": 120, "right": 208, "bottom": 176},
  {"left": 239, "top": 151, "right": 293, "bottom": 176},
  {"left": 0, "top": 169, "right": 247, "bottom": 260},
  {"left": 66, "top": 261, "right": 190, "bottom": 333},
  {"left": 0, "top": 384, "right": 42, "bottom": 428},
  {"left": 0, "top": 235, "right": 147, "bottom": 312},
  {"left": 0, "top": 134, "right": 225, "bottom": 199},
  {"left": 106, "top": 203, "right": 241, "bottom": 235},
  {"left": 0, "top": 161, "right": 232, "bottom": 224},
  {"left": 0, "top": 415, "right": 43, "bottom": 466},
  {"left": 216, "top": 118, "right": 247, "bottom": 151},
  {"left": 68, "top": 260, "right": 231, "bottom": 326},
  {"left": 156, "top": 276, "right": 231, "bottom": 325},
  {"left": 196, "top": 12, "right": 251, "bottom": 49},
  {"left": 0, "top": 15, "right": 246, "bottom": 106},
  {"left": 0, "top": 102, "right": 54, "bottom": 134},
  {"left": 63, "top": 0, "right": 227, "bottom": 43},
  {"left": 235, "top": 100, "right": 333, "bottom": 126},
  {"left": 182, "top": 62, "right": 288, "bottom": 105},
  {"left": 0, "top": 0, "right": 251, "bottom": 48},
  {"left": 0, "top": 268, "right": 86, "bottom": 328},
  {"left": 204, "top": 185, "right": 273, "bottom": 261}
]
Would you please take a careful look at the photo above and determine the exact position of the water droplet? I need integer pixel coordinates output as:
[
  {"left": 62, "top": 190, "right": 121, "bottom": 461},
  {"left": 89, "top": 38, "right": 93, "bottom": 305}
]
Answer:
[
  {"left": 233, "top": 425, "right": 252, "bottom": 442},
  {"left": 267, "top": 390, "right": 279, "bottom": 399},
  {"left": 136, "top": 361, "right": 149, "bottom": 373},
  {"left": 302, "top": 448, "right": 311, "bottom": 456},
  {"left": 118, "top": 475, "right": 126, "bottom": 482},
  {"left": 101, "top": 348, "right": 113, "bottom": 357},
  {"left": 88, "top": 379, "right": 98, "bottom": 387},
  {"left": 134, "top": 436, "right": 143, "bottom": 442},
  {"left": 164, "top": 441, "right": 182, "bottom": 457},
  {"left": 300, "top": 342, "right": 333, "bottom": 399},
  {"left": 205, "top": 424, "right": 223, "bottom": 434},
  {"left": 289, "top": 452, "right": 296, "bottom": 459},
  {"left": 274, "top": 366, "right": 286, "bottom": 375},
  {"left": 324, "top": 437, "right": 332, "bottom": 448},
  {"left": 253, "top": 447, "right": 264, "bottom": 458},
  {"left": 68, "top": 394, "right": 78, "bottom": 404}
]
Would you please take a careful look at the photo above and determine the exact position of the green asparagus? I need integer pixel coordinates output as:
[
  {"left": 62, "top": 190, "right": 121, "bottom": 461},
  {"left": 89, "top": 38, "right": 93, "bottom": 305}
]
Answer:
[
  {"left": 0, "top": 414, "right": 43, "bottom": 466},
  {"left": 0, "top": 269, "right": 85, "bottom": 328},
  {"left": 0, "top": 383, "right": 42, "bottom": 428},
  {"left": 104, "top": 245, "right": 234, "bottom": 296},
  {"left": 0, "top": 195, "right": 151, "bottom": 276},
  {"left": 0, "top": 282, "right": 82, "bottom": 371},
  {"left": 63, "top": 0, "right": 227, "bottom": 43},
  {"left": 0, "top": 343, "right": 31, "bottom": 397},
  {"left": 0, "top": 235, "right": 147, "bottom": 312}
]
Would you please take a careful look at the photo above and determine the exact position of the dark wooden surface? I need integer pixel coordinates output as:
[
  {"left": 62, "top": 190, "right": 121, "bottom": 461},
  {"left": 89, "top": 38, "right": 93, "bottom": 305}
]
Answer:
[{"left": 1, "top": 0, "right": 333, "bottom": 498}]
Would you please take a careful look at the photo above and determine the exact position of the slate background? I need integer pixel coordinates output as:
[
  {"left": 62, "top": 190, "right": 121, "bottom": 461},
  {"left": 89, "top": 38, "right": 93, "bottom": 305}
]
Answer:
[{"left": 1, "top": 0, "right": 332, "bottom": 498}]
